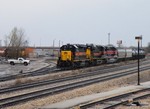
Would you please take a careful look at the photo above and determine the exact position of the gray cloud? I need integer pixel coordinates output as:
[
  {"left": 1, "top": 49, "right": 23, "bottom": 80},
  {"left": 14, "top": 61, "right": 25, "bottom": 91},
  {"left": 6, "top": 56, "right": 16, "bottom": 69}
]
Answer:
[{"left": 0, "top": 0, "right": 149, "bottom": 47}]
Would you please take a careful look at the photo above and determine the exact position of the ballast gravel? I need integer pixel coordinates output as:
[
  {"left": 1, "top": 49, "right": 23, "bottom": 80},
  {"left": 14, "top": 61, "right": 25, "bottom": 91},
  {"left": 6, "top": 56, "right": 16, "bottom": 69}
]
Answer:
[{"left": 5, "top": 69, "right": 150, "bottom": 109}]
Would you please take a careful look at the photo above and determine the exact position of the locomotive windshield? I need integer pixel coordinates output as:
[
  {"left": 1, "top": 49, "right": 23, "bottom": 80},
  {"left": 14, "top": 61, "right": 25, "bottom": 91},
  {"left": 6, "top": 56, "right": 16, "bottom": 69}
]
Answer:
[{"left": 60, "top": 44, "right": 76, "bottom": 52}]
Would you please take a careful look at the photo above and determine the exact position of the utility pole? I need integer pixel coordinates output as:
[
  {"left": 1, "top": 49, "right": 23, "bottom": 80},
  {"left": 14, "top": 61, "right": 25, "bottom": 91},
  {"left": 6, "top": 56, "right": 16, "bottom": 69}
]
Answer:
[
  {"left": 59, "top": 40, "right": 60, "bottom": 48},
  {"left": 141, "top": 35, "right": 142, "bottom": 48},
  {"left": 108, "top": 33, "right": 110, "bottom": 45}
]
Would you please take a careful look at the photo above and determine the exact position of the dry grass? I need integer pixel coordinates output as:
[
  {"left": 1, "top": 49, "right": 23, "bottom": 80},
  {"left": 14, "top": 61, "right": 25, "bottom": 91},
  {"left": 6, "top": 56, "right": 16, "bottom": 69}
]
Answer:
[{"left": 15, "top": 75, "right": 33, "bottom": 85}]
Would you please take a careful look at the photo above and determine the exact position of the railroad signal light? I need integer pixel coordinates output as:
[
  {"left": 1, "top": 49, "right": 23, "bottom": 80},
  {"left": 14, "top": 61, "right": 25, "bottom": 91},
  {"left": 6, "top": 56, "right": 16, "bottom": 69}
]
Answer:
[{"left": 135, "top": 36, "right": 142, "bottom": 40}]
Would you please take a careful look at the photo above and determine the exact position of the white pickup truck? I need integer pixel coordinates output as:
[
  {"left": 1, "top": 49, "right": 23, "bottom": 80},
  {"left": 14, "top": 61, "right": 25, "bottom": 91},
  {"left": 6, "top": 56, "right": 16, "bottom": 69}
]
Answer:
[{"left": 8, "top": 58, "right": 30, "bottom": 66}]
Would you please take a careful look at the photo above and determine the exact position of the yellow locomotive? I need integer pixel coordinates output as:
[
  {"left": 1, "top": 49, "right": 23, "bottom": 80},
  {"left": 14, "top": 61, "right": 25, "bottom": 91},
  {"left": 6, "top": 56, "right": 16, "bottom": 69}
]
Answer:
[{"left": 57, "top": 44, "right": 109, "bottom": 68}]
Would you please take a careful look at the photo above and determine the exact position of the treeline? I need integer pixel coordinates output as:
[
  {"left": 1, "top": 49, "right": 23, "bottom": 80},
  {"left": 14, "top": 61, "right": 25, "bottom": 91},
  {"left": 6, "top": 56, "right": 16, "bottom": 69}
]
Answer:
[{"left": 4, "top": 27, "right": 29, "bottom": 58}]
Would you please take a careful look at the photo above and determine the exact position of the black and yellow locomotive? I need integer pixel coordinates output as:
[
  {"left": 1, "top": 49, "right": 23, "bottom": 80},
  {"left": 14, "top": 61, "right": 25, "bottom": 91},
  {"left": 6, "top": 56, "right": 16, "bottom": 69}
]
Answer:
[
  {"left": 57, "top": 44, "right": 89, "bottom": 68},
  {"left": 57, "top": 43, "right": 145, "bottom": 69},
  {"left": 57, "top": 44, "right": 118, "bottom": 68}
]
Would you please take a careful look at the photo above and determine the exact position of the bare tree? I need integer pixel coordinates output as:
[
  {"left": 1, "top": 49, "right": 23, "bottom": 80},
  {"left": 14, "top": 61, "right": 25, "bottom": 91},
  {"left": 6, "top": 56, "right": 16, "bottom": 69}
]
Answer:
[{"left": 4, "top": 27, "right": 29, "bottom": 58}]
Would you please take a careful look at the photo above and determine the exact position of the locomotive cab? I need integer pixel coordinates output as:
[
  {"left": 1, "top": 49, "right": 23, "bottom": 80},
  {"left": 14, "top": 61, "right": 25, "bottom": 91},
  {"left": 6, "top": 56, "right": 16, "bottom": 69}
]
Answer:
[
  {"left": 57, "top": 44, "right": 75, "bottom": 68},
  {"left": 57, "top": 44, "right": 87, "bottom": 68}
]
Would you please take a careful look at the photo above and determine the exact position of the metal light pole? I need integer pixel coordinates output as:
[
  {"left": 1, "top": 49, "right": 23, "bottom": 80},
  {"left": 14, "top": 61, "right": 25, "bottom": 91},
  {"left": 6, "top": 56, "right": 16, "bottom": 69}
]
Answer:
[
  {"left": 59, "top": 40, "right": 60, "bottom": 48},
  {"left": 135, "top": 36, "right": 142, "bottom": 85},
  {"left": 137, "top": 39, "right": 140, "bottom": 85}
]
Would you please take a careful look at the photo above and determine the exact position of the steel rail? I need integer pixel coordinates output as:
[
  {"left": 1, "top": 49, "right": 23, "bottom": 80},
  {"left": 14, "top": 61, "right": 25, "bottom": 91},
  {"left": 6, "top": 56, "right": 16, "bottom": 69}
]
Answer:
[
  {"left": 0, "top": 59, "right": 149, "bottom": 82},
  {"left": 0, "top": 61, "right": 149, "bottom": 94},
  {"left": 0, "top": 65, "right": 57, "bottom": 82},
  {"left": 0, "top": 66, "right": 149, "bottom": 108},
  {"left": 79, "top": 88, "right": 150, "bottom": 109}
]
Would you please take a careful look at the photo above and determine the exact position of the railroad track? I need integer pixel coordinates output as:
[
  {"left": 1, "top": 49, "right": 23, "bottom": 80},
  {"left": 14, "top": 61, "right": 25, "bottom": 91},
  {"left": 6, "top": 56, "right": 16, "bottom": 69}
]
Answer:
[
  {"left": 0, "top": 60, "right": 147, "bottom": 82},
  {"left": 0, "top": 59, "right": 148, "bottom": 82},
  {"left": 0, "top": 60, "right": 149, "bottom": 94},
  {"left": 0, "top": 65, "right": 149, "bottom": 108},
  {"left": 78, "top": 88, "right": 150, "bottom": 109},
  {"left": 0, "top": 65, "right": 57, "bottom": 82}
]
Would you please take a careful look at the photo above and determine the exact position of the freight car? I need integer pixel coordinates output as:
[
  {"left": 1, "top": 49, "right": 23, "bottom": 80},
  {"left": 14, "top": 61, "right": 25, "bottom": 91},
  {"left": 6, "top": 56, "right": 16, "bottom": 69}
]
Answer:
[
  {"left": 117, "top": 48, "right": 145, "bottom": 61},
  {"left": 117, "top": 48, "right": 133, "bottom": 61},
  {"left": 132, "top": 48, "right": 145, "bottom": 59}
]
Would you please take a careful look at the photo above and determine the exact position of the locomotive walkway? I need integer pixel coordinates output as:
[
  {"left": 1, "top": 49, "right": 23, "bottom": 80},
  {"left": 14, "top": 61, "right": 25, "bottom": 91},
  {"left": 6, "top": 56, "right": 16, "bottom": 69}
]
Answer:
[{"left": 40, "top": 81, "right": 150, "bottom": 109}]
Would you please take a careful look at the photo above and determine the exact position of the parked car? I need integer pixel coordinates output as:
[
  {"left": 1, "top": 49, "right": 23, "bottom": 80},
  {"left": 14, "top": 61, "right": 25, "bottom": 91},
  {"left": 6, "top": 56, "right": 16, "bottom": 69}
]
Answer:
[{"left": 8, "top": 58, "right": 30, "bottom": 66}]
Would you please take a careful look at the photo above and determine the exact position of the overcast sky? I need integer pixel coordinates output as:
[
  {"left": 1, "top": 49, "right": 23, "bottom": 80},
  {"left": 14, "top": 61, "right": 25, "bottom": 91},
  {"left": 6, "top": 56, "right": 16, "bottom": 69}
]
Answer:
[{"left": 0, "top": 0, "right": 150, "bottom": 47}]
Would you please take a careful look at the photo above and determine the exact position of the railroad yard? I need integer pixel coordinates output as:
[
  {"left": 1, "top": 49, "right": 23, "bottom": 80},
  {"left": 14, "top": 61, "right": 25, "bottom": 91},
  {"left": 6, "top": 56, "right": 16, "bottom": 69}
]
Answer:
[
  {"left": 0, "top": 57, "right": 149, "bottom": 109},
  {"left": 1, "top": 1, "right": 150, "bottom": 109}
]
